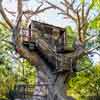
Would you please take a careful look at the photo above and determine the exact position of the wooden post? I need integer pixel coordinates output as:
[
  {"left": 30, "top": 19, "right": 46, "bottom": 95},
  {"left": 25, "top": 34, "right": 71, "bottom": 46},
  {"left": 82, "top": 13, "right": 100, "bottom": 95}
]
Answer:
[{"left": 29, "top": 24, "right": 32, "bottom": 41}]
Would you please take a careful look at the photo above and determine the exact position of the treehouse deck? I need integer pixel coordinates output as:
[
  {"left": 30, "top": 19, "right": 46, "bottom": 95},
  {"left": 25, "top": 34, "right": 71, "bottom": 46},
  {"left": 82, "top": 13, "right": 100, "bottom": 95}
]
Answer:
[{"left": 20, "top": 20, "right": 75, "bottom": 72}]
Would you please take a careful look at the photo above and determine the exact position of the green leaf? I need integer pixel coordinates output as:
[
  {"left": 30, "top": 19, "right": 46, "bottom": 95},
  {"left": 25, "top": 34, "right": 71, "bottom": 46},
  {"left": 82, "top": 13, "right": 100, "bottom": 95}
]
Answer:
[
  {"left": 65, "top": 26, "right": 76, "bottom": 47},
  {"left": 80, "top": 0, "right": 85, "bottom": 4},
  {"left": 89, "top": 16, "right": 100, "bottom": 29}
]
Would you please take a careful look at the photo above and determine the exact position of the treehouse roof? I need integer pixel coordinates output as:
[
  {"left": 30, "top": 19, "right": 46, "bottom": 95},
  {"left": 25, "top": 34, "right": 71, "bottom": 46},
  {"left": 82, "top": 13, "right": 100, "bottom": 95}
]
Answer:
[{"left": 31, "top": 20, "right": 65, "bottom": 32}]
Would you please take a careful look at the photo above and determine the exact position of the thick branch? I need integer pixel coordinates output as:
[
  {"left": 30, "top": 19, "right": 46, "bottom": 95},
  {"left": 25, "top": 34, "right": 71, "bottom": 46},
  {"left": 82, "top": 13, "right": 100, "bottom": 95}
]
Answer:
[
  {"left": 0, "top": 2, "right": 13, "bottom": 29},
  {"left": 16, "top": 0, "right": 23, "bottom": 30},
  {"left": 91, "top": 52, "right": 100, "bottom": 56},
  {"left": 81, "top": 2, "right": 87, "bottom": 43},
  {"left": 76, "top": 11, "right": 81, "bottom": 41},
  {"left": 82, "top": 2, "right": 85, "bottom": 24}
]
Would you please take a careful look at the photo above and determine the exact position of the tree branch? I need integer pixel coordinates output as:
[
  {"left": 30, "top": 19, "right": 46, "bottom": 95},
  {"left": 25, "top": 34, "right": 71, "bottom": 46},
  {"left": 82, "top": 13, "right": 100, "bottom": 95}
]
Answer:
[
  {"left": 85, "top": 34, "right": 97, "bottom": 42},
  {"left": 76, "top": 10, "right": 81, "bottom": 40},
  {"left": 44, "top": 0, "right": 77, "bottom": 21},
  {"left": 0, "top": 2, "right": 13, "bottom": 29},
  {"left": 4, "top": 8, "right": 16, "bottom": 16},
  {"left": 86, "top": 4, "right": 91, "bottom": 19},
  {"left": 2, "top": 39, "right": 14, "bottom": 46},
  {"left": 82, "top": 2, "right": 85, "bottom": 24},
  {"left": 91, "top": 52, "right": 100, "bottom": 56},
  {"left": 0, "top": 21, "right": 9, "bottom": 29},
  {"left": 44, "top": 0, "right": 65, "bottom": 12},
  {"left": 35, "top": 2, "right": 44, "bottom": 12},
  {"left": 88, "top": 45, "right": 100, "bottom": 53},
  {"left": 23, "top": 6, "right": 53, "bottom": 15},
  {"left": 16, "top": 0, "right": 23, "bottom": 31},
  {"left": 58, "top": 12, "right": 77, "bottom": 21},
  {"left": 61, "top": 0, "right": 77, "bottom": 14},
  {"left": 80, "top": 21, "right": 88, "bottom": 31},
  {"left": 76, "top": 64, "right": 92, "bottom": 72}
]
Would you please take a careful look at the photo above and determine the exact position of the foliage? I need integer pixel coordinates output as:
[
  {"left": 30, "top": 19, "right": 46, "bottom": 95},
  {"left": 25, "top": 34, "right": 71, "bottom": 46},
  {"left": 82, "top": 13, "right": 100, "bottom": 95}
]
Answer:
[
  {"left": 68, "top": 56, "right": 100, "bottom": 100},
  {"left": 16, "top": 59, "right": 37, "bottom": 85},
  {"left": 0, "top": 25, "right": 37, "bottom": 99},
  {"left": 89, "top": 16, "right": 100, "bottom": 30},
  {"left": 67, "top": 1, "right": 100, "bottom": 98},
  {"left": 80, "top": 0, "right": 100, "bottom": 9},
  {"left": 65, "top": 26, "right": 77, "bottom": 48}
]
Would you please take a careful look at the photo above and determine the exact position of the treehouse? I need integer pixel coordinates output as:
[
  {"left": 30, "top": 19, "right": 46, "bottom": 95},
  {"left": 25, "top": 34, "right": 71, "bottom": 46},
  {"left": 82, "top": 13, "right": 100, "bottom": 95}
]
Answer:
[{"left": 20, "top": 20, "right": 75, "bottom": 72}]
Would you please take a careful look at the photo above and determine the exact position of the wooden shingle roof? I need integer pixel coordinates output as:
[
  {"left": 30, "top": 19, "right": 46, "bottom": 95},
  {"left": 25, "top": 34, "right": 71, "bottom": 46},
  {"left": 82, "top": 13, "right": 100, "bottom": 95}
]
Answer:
[{"left": 31, "top": 20, "right": 65, "bottom": 32}]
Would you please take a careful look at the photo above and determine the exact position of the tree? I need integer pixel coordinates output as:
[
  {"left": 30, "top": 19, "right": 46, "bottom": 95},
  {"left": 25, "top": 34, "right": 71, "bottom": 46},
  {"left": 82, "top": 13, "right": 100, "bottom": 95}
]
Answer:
[
  {"left": 0, "top": 24, "right": 15, "bottom": 99},
  {"left": 0, "top": 0, "right": 100, "bottom": 100},
  {"left": 68, "top": 62, "right": 100, "bottom": 100},
  {"left": 0, "top": 24, "right": 36, "bottom": 99}
]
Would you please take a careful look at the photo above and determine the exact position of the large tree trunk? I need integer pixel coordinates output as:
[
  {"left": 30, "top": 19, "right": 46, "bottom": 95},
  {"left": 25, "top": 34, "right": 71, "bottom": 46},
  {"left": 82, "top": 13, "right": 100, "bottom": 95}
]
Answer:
[{"left": 32, "top": 62, "right": 74, "bottom": 100}]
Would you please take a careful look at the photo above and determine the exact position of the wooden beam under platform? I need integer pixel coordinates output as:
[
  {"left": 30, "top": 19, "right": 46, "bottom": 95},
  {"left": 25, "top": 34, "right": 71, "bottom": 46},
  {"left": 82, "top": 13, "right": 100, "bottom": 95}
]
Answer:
[{"left": 57, "top": 48, "right": 75, "bottom": 54}]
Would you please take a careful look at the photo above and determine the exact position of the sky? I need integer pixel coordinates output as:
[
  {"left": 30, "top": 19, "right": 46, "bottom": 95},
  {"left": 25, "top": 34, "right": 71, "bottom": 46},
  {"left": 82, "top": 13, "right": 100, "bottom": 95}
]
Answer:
[
  {"left": 3, "top": 0, "right": 75, "bottom": 28},
  {"left": 2, "top": 0, "right": 100, "bottom": 64}
]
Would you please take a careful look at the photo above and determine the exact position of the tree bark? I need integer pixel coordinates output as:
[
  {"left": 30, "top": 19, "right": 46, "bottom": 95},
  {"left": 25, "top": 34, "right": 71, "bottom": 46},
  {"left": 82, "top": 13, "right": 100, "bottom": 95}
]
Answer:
[{"left": 33, "top": 62, "right": 74, "bottom": 100}]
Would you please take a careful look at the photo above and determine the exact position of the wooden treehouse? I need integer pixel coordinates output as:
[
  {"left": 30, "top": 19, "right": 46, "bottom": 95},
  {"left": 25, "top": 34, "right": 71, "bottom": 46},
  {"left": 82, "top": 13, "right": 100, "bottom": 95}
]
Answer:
[
  {"left": 15, "top": 20, "right": 77, "bottom": 100},
  {"left": 20, "top": 20, "right": 75, "bottom": 73}
]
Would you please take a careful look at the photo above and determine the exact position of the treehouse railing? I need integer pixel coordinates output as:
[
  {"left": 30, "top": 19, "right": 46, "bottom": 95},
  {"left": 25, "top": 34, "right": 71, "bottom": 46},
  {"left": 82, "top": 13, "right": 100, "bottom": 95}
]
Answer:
[
  {"left": 34, "top": 37, "right": 63, "bottom": 70},
  {"left": 23, "top": 37, "right": 72, "bottom": 72}
]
